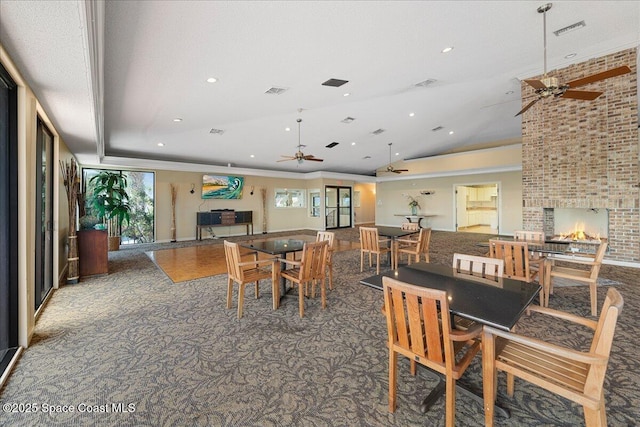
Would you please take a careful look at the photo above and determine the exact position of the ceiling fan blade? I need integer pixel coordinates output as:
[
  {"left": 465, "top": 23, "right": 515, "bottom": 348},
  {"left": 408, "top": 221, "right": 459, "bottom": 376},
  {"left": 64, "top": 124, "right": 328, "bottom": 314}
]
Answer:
[
  {"left": 564, "top": 65, "right": 631, "bottom": 89},
  {"left": 303, "top": 156, "right": 324, "bottom": 162},
  {"left": 524, "top": 79, "right": 547, "bottom": 90},
  {"left": 560, "top": 90, "right": 603, "bottom": 101},
  {"left": 277, "top": 156, "right": 296, "bottom": 162},
  {"left": 394, "top": 169, "right": 408, "bottom": 173},
  {"left": 515, "top": 98, "right": 541, "bottom": 117}
]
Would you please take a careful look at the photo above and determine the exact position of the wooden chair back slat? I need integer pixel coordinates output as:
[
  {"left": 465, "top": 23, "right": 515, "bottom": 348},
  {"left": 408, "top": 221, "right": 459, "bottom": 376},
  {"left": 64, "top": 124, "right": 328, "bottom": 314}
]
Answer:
[
  {"left": 453, "top": 253, "right": 504, "bottom": 279},
  {"left": 489, "top": 239, "right": 533, "bottom": 282},
  {"left": 360, "top": 227, "right": 380, "bottom": 251}
]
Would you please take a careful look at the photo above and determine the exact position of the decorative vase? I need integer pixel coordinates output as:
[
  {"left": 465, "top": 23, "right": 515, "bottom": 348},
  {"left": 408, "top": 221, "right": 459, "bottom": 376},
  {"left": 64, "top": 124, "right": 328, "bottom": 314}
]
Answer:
[{"left": 411, "top": 205, "right": 417, "bottom": 215}]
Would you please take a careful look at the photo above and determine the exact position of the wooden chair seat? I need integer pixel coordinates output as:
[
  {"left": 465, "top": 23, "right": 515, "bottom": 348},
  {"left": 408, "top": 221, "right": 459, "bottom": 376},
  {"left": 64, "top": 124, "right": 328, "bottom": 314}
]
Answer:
[
  {"left": 280, "top": 240, "right": 329, "bottom": 317},
  {"left": 544, "top": 241, "right": 608, "bottom": 316},
  {"left": 395, "top": 227, "right": 431, "bottom": 268},
  {"left": 360, "top": 227, "right": 391, "bottom": 274},
  {"left": 224, "top": 240, "right": 279, "bottom": 319},
  {"left": 483, "top": 288, "right": 624, "bottom": 427}
]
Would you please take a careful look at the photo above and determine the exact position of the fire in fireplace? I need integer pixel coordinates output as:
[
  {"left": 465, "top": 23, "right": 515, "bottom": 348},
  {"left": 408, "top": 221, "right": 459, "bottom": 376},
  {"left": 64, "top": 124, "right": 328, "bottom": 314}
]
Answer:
[{"left": 544, "top": 208, "right": 608, "bottom": 244}]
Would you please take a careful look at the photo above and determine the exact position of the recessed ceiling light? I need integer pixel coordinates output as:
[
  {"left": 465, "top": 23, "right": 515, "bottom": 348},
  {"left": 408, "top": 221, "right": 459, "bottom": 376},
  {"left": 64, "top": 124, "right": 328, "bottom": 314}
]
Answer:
[
  {"left": 351, "top": 142, "right": 356, "bottom": 146},
  {"left": 409, "top": 112, "right": 415, "bottom": 117},
  {"left": 206, "top": 77, "right": 218, "bottom": 83},
  {"left": 285, "top": 127, "right": 290, "bottom": 132},
  {"left": 395, "top": 152, "right": 399, "bottom": 156},
  {"left": 343, "top": 92, "right": 350, "bottom": 97},
  {"left": 250, "top": 154, "right": 255, "bottom": 158},
  {"left": 157, "top": 142, "right": 164, "bottom": 147},
  {"left": 441, "top": 46, "right": 454, "bottom": 53},
  {"left": 449, "top": 131, "right": 454, "bottom": 135},
  {"left": 564, "top": 53, "right": 577, "bottom": 59},
  {"left": 173, "top": 118, "right": 182, "bottom": 122}
]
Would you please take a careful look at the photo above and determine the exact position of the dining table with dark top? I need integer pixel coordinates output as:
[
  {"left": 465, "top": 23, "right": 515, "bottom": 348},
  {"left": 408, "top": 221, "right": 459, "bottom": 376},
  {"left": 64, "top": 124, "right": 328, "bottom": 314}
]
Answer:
[
  {"left": 239, "top": 235, "right": 317, "bottom": 302},
  {"left": 360, "top": 262, "right": 541, "bottom": 418}
]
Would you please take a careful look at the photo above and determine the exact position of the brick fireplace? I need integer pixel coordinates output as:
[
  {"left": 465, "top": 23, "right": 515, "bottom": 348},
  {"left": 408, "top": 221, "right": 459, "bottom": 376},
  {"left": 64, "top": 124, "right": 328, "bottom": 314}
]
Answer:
[{"left": 521, "top": 47, "right": 639, "bottom": 262}]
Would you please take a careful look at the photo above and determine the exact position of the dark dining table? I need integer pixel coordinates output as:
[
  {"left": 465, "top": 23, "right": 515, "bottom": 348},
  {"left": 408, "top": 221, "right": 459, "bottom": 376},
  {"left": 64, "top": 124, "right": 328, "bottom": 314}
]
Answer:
[
  {"left": 239, "top": 235, "right": 316, "bottom": 301},
  {"left": 361, "top": 262, "right": 541, "bottom": 417}
]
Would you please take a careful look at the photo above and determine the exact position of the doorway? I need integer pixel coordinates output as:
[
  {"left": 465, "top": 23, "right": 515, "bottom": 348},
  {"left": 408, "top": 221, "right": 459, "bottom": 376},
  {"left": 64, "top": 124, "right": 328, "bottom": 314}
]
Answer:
[
  {"left": 325, "top": 186, "right": 352, "bottom": 229},
  {"left": 455, "top": 184, "right": 499, "bottom": 234},
  {"left": 35, "top": 117, "right": 54, "bottom": 310}
]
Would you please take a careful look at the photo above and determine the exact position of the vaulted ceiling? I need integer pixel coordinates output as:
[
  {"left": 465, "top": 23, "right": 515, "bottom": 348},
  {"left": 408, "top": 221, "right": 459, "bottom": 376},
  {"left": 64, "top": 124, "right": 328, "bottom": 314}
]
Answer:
[{"left": 1, "top": 1, "right": 638, "bottom": 177}]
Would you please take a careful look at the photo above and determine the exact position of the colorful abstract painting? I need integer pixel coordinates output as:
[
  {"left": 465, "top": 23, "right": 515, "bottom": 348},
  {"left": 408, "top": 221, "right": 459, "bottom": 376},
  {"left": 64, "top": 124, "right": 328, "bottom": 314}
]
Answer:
[{"left": 202, "top": 175, "right": 244, "bottom": 199}]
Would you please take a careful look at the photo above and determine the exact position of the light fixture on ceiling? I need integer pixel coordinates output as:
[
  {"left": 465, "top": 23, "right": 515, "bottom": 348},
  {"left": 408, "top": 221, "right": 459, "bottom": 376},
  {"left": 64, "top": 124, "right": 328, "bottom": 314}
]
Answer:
[
  {"left": 173, "top": 118, "right": 182, "bottom": 122},
  {"left": 449, "top": 131, "right": 454, "bottom": 135},
  {"left": 441, "top": 46, "right": 454, "bottom": 53},
  {"left": 409, "top": 112, "right": 415, "bottom": 117},
  {"left": 206, "top": 77, "right": 218, "bottom": 83},
  {"left": 343, "top": 92, "right": 350, "bottom": 97},
  {"left": 157, "top": 142, "right": 165, "bottom": 147},
  {"left": 380, "top": 142, "right": 408, "bottom": 174}
]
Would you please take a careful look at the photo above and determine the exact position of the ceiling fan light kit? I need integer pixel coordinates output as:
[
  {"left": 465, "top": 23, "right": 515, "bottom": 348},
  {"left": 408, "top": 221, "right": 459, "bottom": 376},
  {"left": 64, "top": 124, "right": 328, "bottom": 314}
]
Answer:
[{"left": 516, "top": 2, "right": 631, "bottom": 116}]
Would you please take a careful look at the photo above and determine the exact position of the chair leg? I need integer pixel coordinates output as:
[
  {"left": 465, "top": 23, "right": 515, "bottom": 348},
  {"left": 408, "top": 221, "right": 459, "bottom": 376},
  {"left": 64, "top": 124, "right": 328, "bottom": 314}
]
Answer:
[
  {"left": 320, "top": 278, "right": 326, "bottom": 309},
  {"left": 590, "top": 282, "right": 598, "bottom": 316},
  {"left": 388, "top": 350, "right": 397, "bottom": 413},
  {"left": 298, "top": 283, "right": 305, "bottom": 318},
  {"left": 410, "top": 359, "right": 416, "bottom": 375},
  {"left": 376, "top": 253, "right": 380, "bottom": 275},
  {"left": 328, "top": 264, "right": 333, "bottom": 290},
  {"left": 506, "top": 373, "right": 515, "bottom": 397},
  {"left": 584, "top": 402, "right": 606, "bottom": 427},
  {"left": 226, "top": 277, "right": 234, "bottom": 309},
  {"left": 445, "top": 377, "right": 456, "bottom": 427},
  {"left": 237, "top": 283, "right": 245, "bottom": 319},
  {"left": 255, "top": 281, "right": 259, "bottom": 299},
  {"left": 482, "top": 329, "right": 497, "bottom": 427},
  {"left": 360, "top": 250, "right": 364, "bottom": 272}
]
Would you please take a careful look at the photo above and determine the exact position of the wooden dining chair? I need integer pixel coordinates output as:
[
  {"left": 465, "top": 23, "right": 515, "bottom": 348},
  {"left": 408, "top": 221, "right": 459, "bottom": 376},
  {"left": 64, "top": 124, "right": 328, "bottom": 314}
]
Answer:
[
  {"left": 382, "top": 276, "right": 482, "bottom": 427},
  {"left": 316, "top": 231, "right": 335, "bottom": 290},
  {"left": 489, "top": 239, "right": 543, "bottom": 303},
  {"left": 280, "top": 240, "right": 329, "bottom": 318},
  {"left": 359, "top": 227, "right": 391, "bottom": 274},
  {"left": 452, "top": 253, "right": 504, "bottom": 282},
  {"left": 514, "top": 230, "right": 546, "bottom": 277},
  {"left": 544, "top": 241, "right": 608, "bottom": 316},
  {"left": 224, "top": 240, "right": 279, "bottom": 319},
  {"left": 482, "top": 287, "right": 624, "bottom": 427},
  {"left": 394, "top": 227, "right": 431, "bottom": 268}
]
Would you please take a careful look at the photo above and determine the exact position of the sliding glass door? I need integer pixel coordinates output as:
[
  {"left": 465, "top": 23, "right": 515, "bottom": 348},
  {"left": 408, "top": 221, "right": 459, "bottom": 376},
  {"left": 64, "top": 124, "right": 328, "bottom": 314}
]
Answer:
[{"left": 0, "top": 63, "right": 19, "bottom": 379}]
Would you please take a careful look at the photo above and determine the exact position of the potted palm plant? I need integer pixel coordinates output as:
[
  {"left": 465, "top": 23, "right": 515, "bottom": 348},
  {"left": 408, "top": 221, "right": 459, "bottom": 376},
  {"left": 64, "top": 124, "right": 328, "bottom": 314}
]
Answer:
[{"left": 89, "top": 170, "right": 131, "bottom": 251}]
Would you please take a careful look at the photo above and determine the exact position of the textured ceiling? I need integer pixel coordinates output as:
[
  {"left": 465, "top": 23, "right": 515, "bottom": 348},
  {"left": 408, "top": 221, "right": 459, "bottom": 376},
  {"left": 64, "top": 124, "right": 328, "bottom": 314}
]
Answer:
[{"left": 1, "top": 1, "right": 639, "bottom": 177}]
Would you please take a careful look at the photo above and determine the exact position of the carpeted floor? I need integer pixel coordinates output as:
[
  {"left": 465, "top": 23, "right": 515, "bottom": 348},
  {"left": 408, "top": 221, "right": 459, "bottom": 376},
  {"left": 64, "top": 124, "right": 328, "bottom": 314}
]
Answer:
[{"left": 0, "top": 228, "right": 638, "bottom": 426}]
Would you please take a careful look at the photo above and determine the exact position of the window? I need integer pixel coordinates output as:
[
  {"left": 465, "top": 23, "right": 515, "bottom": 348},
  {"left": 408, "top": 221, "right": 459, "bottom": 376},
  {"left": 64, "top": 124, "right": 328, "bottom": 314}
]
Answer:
[
  {"left": 274, "top": 188, "right": 305, "bottom": 208},
  {"left": 309, "top": 189, "right": 320, "bottom": 217}
]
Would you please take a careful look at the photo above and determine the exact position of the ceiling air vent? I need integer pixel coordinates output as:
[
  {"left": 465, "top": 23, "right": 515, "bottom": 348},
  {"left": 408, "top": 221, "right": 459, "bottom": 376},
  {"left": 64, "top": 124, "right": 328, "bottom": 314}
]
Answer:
[
  {"left": 264, "top": 86, "right": 288, "bottom": 95},
  {"left": 431, "top": 126, "right": 444, "bottom": 132},
  {"left": 321, "top": 78, "right": 349, "bottom": 87},
  {"left": 414, "top": 79, "right": 437, "bottom": 88},
  {"left": 341, "top": 117, "right": 355, "bottom": 124},
  {"left": 372, "top": 128, "right": 385, "bottom": 135},
  {"left": 553, "top": 20, "right": 586, "bottom": 36},
  {"left": 326, "top": 142, "right": 339, "bottom": 148},
  {"left": 209, "top": 128, "right": 225, "bottom": 135}
]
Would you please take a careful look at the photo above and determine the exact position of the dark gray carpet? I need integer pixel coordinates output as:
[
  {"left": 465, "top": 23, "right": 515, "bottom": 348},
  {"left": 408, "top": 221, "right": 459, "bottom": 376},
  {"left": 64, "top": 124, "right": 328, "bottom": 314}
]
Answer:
[{"left": 0, "top": 229, "right": 638, "bottom": 426}]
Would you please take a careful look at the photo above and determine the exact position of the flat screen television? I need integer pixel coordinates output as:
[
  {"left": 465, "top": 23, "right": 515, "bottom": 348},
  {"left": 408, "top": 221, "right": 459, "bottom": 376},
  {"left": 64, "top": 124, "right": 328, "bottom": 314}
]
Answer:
[{"left": 202, "top": 175, "right": 244, "bottom": 199}]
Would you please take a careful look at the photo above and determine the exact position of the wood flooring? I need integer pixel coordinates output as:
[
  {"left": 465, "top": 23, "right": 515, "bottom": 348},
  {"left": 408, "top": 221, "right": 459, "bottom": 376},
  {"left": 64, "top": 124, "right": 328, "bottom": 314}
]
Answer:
[{"left": 147, "top": 234, "right": 359, "bottom": 283}]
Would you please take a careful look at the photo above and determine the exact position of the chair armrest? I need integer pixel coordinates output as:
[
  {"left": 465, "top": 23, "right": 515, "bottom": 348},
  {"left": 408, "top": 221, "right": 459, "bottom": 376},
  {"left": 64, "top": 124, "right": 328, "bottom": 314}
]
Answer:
[
  {"left": 450, "top": 323, "right": 483, "bottom": 341},
  {"left": 483, "top": 326, "right": 608, "bottom": 365},
  {"left": 395, "top": 238, "right": 417, "bottom": 245},
  {"left": 526, "top": 305, "right": 598, "bottom": 330},
  {"left": 557, "top": 258, "right": 598, "bottom": 267},
  {"left": 238, "top": 258, "right": 277, "bottom": 268},
  {"left": 280, "top": 258, "right": 302, "bottom": 267}
]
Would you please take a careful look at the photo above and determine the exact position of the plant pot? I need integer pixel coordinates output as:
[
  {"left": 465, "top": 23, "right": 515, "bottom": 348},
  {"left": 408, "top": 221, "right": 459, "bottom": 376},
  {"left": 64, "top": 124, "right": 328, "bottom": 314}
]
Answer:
[{"left": 108, "top": 236, "right": 121, "bottom": 251}]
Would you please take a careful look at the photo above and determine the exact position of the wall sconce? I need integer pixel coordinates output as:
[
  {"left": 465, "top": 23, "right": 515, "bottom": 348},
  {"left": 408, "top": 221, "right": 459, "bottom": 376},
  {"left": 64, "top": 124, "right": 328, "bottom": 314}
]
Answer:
[
  {"left": 190, "top": 184, "right": 195, "bottom": 194},
  {"left": 250, "top": 185, "right": 255, "bottom": 195}
]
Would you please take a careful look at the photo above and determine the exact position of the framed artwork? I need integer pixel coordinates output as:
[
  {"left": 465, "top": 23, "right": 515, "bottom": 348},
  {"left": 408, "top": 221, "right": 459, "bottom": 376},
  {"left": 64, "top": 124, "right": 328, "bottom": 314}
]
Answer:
[{"left": 202, "top": 175, "right": 244, "bottom": 199}]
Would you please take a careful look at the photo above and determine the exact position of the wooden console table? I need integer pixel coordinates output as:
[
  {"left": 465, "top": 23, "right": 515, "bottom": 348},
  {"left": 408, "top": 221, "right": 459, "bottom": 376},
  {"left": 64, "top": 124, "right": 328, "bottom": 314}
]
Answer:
[
  {"left": 196, "top": 210, "right": 253, "bottom": 240},
  {"left": 78, "top": 229, "right": 108, "bottom": 277}
]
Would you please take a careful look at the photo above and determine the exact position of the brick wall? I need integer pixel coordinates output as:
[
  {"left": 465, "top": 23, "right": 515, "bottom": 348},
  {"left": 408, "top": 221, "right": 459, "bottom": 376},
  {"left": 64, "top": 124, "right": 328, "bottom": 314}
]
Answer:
[{"left": 521, "top": 48, "right": 639, "bottom": 262}]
